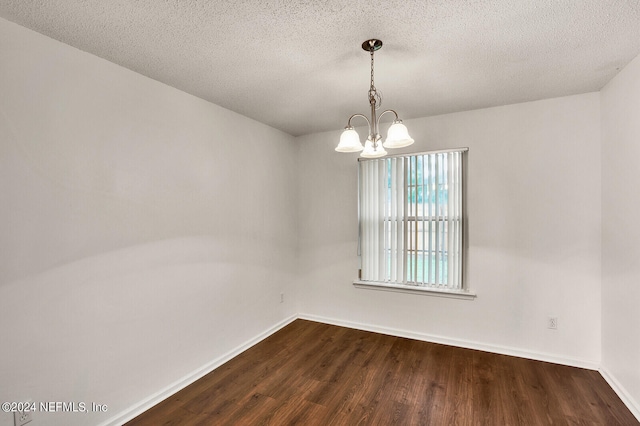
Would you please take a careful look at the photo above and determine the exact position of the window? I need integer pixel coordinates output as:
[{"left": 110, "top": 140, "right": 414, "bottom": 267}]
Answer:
[{"left": 356, "top": 148, "right": 473, "bottom": 298}]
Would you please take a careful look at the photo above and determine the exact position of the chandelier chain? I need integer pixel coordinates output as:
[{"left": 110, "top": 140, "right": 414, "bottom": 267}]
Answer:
[{"left": 368, "top": 46, "right": 382, "bottom": 110}]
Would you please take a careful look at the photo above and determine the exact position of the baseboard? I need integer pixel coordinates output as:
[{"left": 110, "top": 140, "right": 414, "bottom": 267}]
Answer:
[
  {"left": 298, "top": 313, "right": 600, "bottom": 371},
  {"left": 98, "top": 314, "right": 297, "bottom": 426},
  {"left": 599, "top": 367, "right": 640, "bottom": 422}
]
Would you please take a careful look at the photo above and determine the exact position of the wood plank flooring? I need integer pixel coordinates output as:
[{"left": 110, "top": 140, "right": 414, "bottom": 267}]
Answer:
[{"left": 126, "top": 319, "right": 638, "bottom": 425}]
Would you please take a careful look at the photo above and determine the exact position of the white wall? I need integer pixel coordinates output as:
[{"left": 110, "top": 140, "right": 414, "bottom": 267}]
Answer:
[
  {"left": 0, "top": 18, "right": 297, "bottom": 426},
  {"left": 601, "top": 52, "right": 640, "bottom": 417},
  {"left": 297, "top": 93, "right": 602, "bottom": 367}
]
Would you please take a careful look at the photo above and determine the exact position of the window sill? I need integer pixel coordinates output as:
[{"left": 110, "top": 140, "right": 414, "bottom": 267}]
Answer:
[{"left": 353, "top": 280, "right": 477, "bottom": 300}]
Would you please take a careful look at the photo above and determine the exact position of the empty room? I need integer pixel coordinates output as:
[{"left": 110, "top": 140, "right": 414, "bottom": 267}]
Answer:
[{"left": 1, "top": 1, "right": 639, "bottom": 425}]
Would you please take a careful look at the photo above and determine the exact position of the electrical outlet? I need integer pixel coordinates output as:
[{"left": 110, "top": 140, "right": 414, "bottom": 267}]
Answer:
[
  {"left": 548, "top": 317, "right": 558, "bottom": 330},
  {"left": 14, "top": 408, "right": 33, "bottom": 426},
  {"left": 280, "top": 293, "right": 284, "bottom": 303}
]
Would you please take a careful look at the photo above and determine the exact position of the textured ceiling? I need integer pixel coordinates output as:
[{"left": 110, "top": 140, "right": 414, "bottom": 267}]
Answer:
[{"left": 1, "top": 1, "right": 639, "bottom": 136}]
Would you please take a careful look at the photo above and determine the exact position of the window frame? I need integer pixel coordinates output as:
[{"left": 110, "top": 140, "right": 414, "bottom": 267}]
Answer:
[{"left": 354, "top": 147, "right": 475, "bottom": 299}]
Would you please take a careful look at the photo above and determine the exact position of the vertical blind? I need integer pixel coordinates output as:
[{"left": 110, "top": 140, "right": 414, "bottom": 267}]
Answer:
[{"left": 359, "top": 148, "right": 467, "bottom": 290}]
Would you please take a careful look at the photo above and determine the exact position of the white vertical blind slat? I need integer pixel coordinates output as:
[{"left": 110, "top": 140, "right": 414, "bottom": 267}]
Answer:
[
  {"left": 427, "top": 154, "right": 433, "bottom": 285},
  {"left": 401, "top": 157, "right": 409, "bottom": 284},
  {"left": 390, "top": 158, "right": 397, "bottom": 282},
  {"left": 363, "top": 161, "right": 370, "bottom": 280},
  {"left": 360, "top": 161, "right": 366, "bottom": 279},
  {"left": 383, "top": 159, "right": 389, "bottom": 282},
  {"left": 456, "top": 152, "right": 464, "bottom": 289},
  {"left": 421, "top": 155, "right": 426, "bottom": 286},
  {"left": 397, "top": 158, "right": 402, "bottom": 283},
  {"left": 368, "top": 161, "right": 375, "bottom": 280},
  {"left": 411, "top": 156, "right": 418, "bottom": 284},
  {"left": 434, "top": 154, "right": 440, "bottom": 285},
  {"left": 378, "top": 159, "right": 386, "bottom": 281},
  {"left": 456, "top": 152, "right": 462, "bottom": 288},
  {"left": 405, "top": 156, "right": 410, "bottom": 283}
]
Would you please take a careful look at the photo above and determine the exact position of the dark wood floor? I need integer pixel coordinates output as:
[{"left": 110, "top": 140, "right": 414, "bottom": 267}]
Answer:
[{"left": 126, "top": 319, "right": 638, "bottom": 425}]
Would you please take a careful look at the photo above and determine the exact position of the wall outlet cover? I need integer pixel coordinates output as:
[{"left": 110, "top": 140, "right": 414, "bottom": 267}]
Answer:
[{"left": 14, "top": 409, "right": 33, "bottom": 426}]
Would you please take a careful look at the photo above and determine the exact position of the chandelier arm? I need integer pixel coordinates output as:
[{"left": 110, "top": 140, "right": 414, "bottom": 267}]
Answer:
[
  {"left": 346, "top": 113, "right": 372, "bottom": 135},
  {"left": 376, "top": 109, "right": 400, "bottom": 133}
]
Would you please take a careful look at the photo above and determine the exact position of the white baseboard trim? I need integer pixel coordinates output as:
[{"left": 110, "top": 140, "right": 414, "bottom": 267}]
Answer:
[
  {"left": 98, "top": 314, "right": 297, "bottom": 426},
  {"left": 298, "top": 313, "right": 600, "bottom": 371},
  {"left": 599, "top": 367, "right": 640, "bottom": 422}
]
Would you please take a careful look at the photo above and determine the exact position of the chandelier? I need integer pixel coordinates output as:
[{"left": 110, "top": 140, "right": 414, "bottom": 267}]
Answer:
[{"left": 335, "top": 39, "right": 414, "bottom": 158}]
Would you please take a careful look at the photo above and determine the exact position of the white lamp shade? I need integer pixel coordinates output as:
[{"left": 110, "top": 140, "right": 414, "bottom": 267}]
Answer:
[
  {"left": 336, "top": 128, "right": 364, "bottom": 152},
  {"left": 360, "top": 138, "right": 387, "bottom": 158},
  {"left": 383, "top": 121, "right": 414, "bottom": 148}
]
